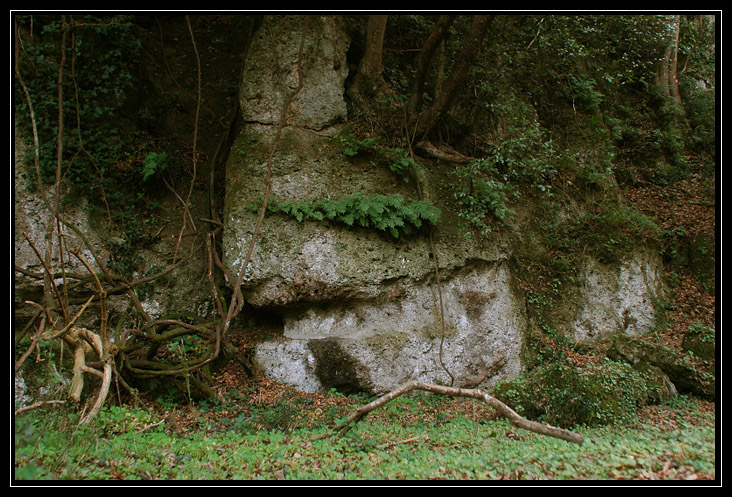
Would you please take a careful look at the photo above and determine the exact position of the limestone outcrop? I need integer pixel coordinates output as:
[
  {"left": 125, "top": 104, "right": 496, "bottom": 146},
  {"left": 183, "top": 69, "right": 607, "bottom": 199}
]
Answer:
[
  {"left": 13, "top": 15, "right": 671, "bottom": 399},
  {"left": 221, "top": 16, "right": 667, "bottom": 394}
]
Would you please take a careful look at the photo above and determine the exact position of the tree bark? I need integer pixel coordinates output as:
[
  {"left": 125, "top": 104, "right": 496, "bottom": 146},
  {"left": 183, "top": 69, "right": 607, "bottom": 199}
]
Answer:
[
  {"left": 406, "top": 15, "right": 457, "bottom": 116},
  {"left": 335, "top": 380, "right": 585, "bottom": 445},
  {"left": 348, "top": 15, "right": 388, "bottom": 103},
  {"left": 411, "top": 15, "right": 495, "bottom": 140},
  {"left": 656, "top": 15, "right": 682, "bottom": 105}
]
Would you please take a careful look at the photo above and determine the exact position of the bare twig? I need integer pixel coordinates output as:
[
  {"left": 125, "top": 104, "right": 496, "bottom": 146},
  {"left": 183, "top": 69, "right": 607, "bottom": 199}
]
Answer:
[
  {"left": 14, "top": 315, "right": 46, "bottom": 373},
  {"left": 173, "top": 15, "right": 203, "bottom": 263},
  {"left": 41, "top": 294, "right": 95, "bottom": 342},
  {"left": 15, "top": 400, "right": 66, "bottom": 416},
  {"left": 22, "top": 232, "right": 65, "bottom": 319},
  {"left": 376, "top": 434, "right": 429, "bottom": 450},
  {"left": 137, "top": 415, "right": 169, "bottom": 434}
]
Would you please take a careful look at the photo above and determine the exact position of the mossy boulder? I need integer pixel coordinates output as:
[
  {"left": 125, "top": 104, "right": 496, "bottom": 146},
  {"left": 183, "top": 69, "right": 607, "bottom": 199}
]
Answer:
[
  {"left": 682, "top": 322, "right": 715, "bottom": 362},
  {"left": 492, "top": 358, "right": 672, "bottom": 428},
  {"left": 606, "top": 334, "right": 715, "bottom": 400}
]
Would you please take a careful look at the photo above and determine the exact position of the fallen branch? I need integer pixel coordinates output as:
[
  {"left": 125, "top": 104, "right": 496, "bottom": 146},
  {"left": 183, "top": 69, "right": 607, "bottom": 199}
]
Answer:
[
  {"left": 15, "top": 400, "right": 66, "bottom": 416},
  {"left": 376, "top": 434, "right": 429, "bottom": 450},
  {"left": 335, "top": 380, "right": 584, "bottom": 445},
  {"left": 137, "top": 414, "right": 169, "bottom": 434}
]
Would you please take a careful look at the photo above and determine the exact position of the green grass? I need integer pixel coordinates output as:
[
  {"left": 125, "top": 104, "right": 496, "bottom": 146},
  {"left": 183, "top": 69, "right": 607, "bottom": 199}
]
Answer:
[{"left": 14, "top": 394, "right": 715, "bottom": 481}]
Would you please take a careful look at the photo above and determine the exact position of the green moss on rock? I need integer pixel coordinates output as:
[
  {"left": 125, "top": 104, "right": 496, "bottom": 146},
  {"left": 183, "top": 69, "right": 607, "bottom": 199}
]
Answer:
[{"left": 492, "top": 358, "right": 668, "bottom": 428}]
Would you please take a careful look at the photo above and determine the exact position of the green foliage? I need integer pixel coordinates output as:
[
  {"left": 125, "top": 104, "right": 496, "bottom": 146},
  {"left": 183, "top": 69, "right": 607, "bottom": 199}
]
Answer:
[
  {"left": 15, "top": 15, "right": 144, "bottom": 190},
  {"left": 246, "top": 193, "right": 440, "bottom": 239},
  {"left": 95, "top": 406, "right": 159, "bottom": 436},
  {"left": 485, "top": 120, "right": 560, "bottom": 192},
  {"left": 682, "top": 322, "right": 715, "bottom": 361},
  {"left": 447, "top": 115, "right": 567, "bottom": 237},
  {"left": 464, "top": 14, "right": 715, "bottom": 194},
  {"left": 250, "top": 398, "right": 307, "bottom": 433},
  {"left": 677, "top": 16, "right": 716, "bottom": 157},
  {"left": 338, "top": 130, "right": 422, "bottom": 184},
  {"left": 545, "top": 202, "right": 660, "bottom": 264},
  {"left": 493, "top": 359, "right": 668, "bottom": 428},
  {"left": 339, "top": 133, "right": 381, "bottom": 157},
  {"left": 141, "top": 152, "right": 169, "bottom": 182},
  {"left": 381, "top": 147, "right": 419, "bottom": 181},
  {"left": 450, "top": 158, "right": 516, "bottom": 237},
  {"left": 14, "top": 392, "right": 714, "bottom": 480},
  {"left": 522, "top": 15, "right": 671, "bottom": 93},
  {"left": 569, "top": 75, "right": 605, "bottom": 114}
]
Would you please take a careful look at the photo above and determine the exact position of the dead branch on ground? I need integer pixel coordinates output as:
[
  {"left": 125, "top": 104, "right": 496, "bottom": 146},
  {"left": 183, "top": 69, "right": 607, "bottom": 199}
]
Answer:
[
  {"left": 15, "top": 400, "right": 67, "bottom": 416},
  {"left": 335, "top": 380, "right": 585, "bottom": 445}
]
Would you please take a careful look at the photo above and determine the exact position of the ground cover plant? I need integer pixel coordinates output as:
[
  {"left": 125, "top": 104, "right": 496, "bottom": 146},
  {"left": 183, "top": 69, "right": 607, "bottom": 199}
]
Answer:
[{"left": 14, "top": 376, "right": 715, "bottom": 481}]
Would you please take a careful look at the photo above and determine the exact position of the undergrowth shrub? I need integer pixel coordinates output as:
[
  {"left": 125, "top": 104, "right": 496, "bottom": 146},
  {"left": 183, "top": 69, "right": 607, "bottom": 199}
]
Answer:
[
  {"left": 450, "top": 158, "right": 516, "bottom": 237},
  {"left": 568, "top": 75, "right": 605, "bottom": 114},
  {"left": 545, "top": 202, "right": 660, "bottom": 264},
  {"left": 250, "top": 398, "right": 304, "bottom": 432},
  {"left": 682, "top": 322, "right": 715, "bottom": 362},
  {"left": 15, "top": 15, "right": 144, "bottom": 192},
  {"left": 493, "top": 358, "right": 666, "bottom": 428},
  {"left": 223, "top": 397, "right": 313, "bottom": 433},
  {"left": 338, "top": 130, "right": 421, "bottom": 184}
]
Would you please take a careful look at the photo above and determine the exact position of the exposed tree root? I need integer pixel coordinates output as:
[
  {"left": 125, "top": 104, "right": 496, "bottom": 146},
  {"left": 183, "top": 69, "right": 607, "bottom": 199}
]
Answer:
[
  {"left": 335, "top": 380, "right": 585, "bottom": 445},
  {"left": 416, "top": 139, "right": 473, "bottom": 164}
]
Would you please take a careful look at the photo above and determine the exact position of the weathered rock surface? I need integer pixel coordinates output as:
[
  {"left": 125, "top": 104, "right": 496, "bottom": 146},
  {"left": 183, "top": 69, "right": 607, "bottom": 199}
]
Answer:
[
  {"left": 222, "top": 15, "right": 525, "bottom": 393},
  {"left": 13, "top": 125, "right": 215, "bottom": 329},
  {"left": 13, "top": 127, "right": 110, "bottom": 324},
  {"left": 253, "top": 261, "right": 525, "bottom": 394},
  {"left": 572, "top": 250, "right": 666, "bottom": 342},
  {"left": 221, "top": 16, "right": 668, "bottom": 395},
  {"left": 14, "top": 15, "right": 674, "bottom": 400},
  {"left": 239, "top": 15, "right": 349, "bottom": 132},
  {"left": 607, "top": 334, "right": 715, "bottom": 399}
]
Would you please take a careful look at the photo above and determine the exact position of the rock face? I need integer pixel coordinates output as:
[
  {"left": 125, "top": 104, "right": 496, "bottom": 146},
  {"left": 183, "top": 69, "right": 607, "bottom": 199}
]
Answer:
[
  {"left": 572, "top": 250, "right": 666, "bottom": 342},
  {"left": 13, "top": 124, "right": 216, "bottom": 329},
  {"left": 222, "top": 16, "right": 667, "bottom": 395},
  {"left": 607, "top": 334, "right": 714, "bottom": 399},
  {"left": 13, "top": 127, "right": 110, "bottom": 325},
  {"left": 223, "top": 15, "right": 522, "bottom": 393},
  {"left": 239, "top": 15, "right": 349, "bottom": 132},
  {"left": 14, "top": 15, "right": 670, "bottom": 399},
  {"left": 254, "top": 261, "right": 526, "bottom": 394}
]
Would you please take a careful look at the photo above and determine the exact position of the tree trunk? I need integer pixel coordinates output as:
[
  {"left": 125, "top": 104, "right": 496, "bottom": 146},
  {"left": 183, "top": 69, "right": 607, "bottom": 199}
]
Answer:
[
  {"left": 411, "top": 15, "right": 495, "bottom": 141},
  {"left": 656, "top": 15, "right": 682, "bottom": 105},
  {"left": 348, "top": 15, "right": 388, "bottom": 104},
  {"left": 406, "top": 15, "right": 456, "bottom": 116}
]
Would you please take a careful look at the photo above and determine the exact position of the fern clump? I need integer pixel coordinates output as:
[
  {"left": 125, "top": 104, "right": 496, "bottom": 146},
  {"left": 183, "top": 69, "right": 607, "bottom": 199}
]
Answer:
[{"left": 245, "top": 193, "right": 440, "bottom": 238}]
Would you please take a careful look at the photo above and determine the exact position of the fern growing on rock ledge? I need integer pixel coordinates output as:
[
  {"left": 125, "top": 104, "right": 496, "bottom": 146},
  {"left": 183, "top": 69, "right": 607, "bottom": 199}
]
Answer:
[{"left": 245, "top": 193, "right": 440, "bottom": 238}]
